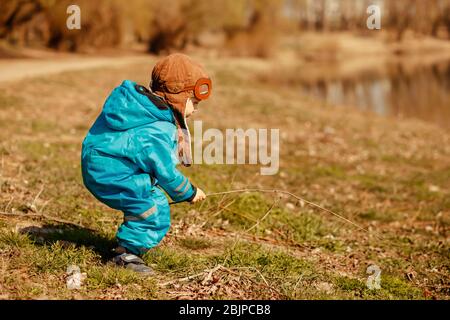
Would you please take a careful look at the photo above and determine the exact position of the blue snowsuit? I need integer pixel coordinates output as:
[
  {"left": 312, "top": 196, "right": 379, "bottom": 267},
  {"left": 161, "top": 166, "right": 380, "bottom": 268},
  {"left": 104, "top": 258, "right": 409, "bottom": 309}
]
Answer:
[{"left": 81, "top": 80, "right": 196, "bottom": 255}]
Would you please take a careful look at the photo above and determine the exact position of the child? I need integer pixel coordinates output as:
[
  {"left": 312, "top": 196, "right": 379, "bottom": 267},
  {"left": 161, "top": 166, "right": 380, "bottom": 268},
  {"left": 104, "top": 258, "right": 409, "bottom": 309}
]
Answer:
[{"left": 81, "top": 53, "right": 211, "bottom": 275}]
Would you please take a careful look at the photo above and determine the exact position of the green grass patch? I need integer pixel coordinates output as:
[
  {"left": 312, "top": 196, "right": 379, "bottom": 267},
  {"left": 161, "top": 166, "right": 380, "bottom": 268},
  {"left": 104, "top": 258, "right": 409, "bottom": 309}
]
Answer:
[
  {"left": 178, "top": 237, "right": 212, "bottom": 250},
  {"left": 0, "top": 89, "right": 24, "bottom": 109},
  {"left": 0, "top": 228, "right": 99, "bottom": 274},
  {"left": 32, "top": 241, "right": 99, "bottom": 273},
  {"left": 334, "top": 274, "right": 423, "bottom": 299},
  {"left": 24, "top": 224, "right": 116, "bottom": 259},
  {"left": 358, "top": 209, "right": 401, "bottom": 222},
  {"left": 86, "top": 265, "right": 141, "bottom": 289},
  {"left": 144, "top": 247, "right": 211, "bottom": 274},
  {"left": 221, "top": 242, "right": 314, "bottom": 277},
  {"left": 355, "top": 174, "right": 389, "bottom": 193},
  {"left": 0, "top": 229, "right": 34, "bottom": 249},
  {"left": 211, "top": 192, "right": 330, "bottom": 242},
  {"left": 312, "top": 164, "right": 347, "bottom": 179}
]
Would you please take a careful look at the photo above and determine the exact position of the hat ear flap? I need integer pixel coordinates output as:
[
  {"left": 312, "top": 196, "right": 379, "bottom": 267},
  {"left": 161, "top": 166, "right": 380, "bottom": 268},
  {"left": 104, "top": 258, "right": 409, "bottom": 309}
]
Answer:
[
  {"left": 168, "top": 98, "right": 192, "bottom": 167},
  {"left": 171, "top": 105, "right": 186, "bottom": 130}
]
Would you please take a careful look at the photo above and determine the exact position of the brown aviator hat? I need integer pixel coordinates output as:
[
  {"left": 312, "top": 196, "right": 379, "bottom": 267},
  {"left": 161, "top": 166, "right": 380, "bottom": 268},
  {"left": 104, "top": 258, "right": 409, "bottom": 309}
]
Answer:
[{"left": 150, "top": 53, "right": 212, "bottom": 166}]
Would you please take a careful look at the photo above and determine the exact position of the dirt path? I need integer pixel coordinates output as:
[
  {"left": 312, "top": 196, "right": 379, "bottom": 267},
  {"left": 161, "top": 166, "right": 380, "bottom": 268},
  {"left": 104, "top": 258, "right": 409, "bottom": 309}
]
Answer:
[{"left": 0, "top": 54, "right": 152, "bottom": 84}]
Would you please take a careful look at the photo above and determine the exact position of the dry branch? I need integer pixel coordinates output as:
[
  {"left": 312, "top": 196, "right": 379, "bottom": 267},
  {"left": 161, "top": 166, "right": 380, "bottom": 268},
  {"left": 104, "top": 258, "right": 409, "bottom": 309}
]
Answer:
[{"left": 205, "top": 188, "right": 384, "bottom": 240}]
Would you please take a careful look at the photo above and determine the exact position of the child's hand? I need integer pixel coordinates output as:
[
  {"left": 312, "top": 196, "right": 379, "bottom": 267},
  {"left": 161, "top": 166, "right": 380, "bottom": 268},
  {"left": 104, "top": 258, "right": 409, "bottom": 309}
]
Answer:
[{"left": 191, "top": 188, "right": 206, "bottom": 203}]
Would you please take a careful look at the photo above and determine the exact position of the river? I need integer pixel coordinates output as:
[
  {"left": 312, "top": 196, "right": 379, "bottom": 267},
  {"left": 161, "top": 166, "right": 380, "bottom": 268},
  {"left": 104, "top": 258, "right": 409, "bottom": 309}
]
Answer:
[{"left": 300, "top": 58, "right": 450, "bottom": 130}]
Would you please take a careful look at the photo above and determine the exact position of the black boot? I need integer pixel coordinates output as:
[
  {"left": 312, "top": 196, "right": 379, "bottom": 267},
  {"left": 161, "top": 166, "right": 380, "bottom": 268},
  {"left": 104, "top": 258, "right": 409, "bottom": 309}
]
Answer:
[{"left": 112, "top": 247, "right": 153, "bottom": 276}]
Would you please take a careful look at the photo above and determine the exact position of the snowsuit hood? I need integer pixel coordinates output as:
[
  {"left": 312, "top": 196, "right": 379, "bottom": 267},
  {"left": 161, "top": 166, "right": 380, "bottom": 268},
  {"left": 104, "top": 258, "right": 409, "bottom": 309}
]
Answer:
[{"left": 103, "top": 80, "right": 173, "bottom": 131}]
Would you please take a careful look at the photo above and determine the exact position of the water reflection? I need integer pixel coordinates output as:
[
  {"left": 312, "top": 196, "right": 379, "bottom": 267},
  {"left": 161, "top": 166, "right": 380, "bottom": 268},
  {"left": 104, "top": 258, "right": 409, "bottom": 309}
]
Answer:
[{"left": 301, "top": 59, "right": 450, "bottom": 129}]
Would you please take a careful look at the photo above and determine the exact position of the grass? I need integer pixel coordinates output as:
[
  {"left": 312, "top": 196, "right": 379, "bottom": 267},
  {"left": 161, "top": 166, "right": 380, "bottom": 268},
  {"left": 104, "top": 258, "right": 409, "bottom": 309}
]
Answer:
[
  {"left": 178, "top": 237, "right": 212, "bottom": 250},
  {"left": 0, "top": 54, "right": 448, "bottom": 299},
  {"left": 144, "top": 247, "right": 207, "bottom": 274},
  {"left": 334, "top": 275, "right": 423, "bottom": 299}
]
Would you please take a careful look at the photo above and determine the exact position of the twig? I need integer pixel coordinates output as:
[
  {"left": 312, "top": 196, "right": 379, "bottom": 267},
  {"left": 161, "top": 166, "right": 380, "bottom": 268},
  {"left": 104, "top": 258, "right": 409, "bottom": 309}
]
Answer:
[
  {"left": 32, "top": 186, "right": 44, "bottom": 208},
  {"left": 221, "top": 201, "right": 274, "bottom": 265},
  {"left": 160, "top": 264, "right": 223, "bottom": 287},
  {"left": 233, "top": 266, "right": 270, "bottom": 287},
  {"left": 217, "top": 168, "right": 239, "bottom": 207},
  {"left": 162, "top": 263, "right": 285, "bottom": 298},
  {"left": 293, "top": 274, "right": 304, "bottom": 292},
  {"left": 219, "top": 201, "right": 280, "bottom": 265},
  {"left": 0, "top": 211, "right": 94, "bottom": 231},
  {"left": 245, "top": 199, "right": 278, "bottom": 233},
  {"left": 206, "top": 226, "right": 311, "bottom": 250},
  {"left": 206, "top": 188, "right": 384, "bottom": 240},
  {"left": 39, "top": 199, "right": 52, "bottom": 213},
  {"left": 220, "top": 205, "right": 258, "bottom": 222},
  {"left": 211, "top": 199, "right": 236, "bottom": 218},
  {"left": 200, "top": 199, "right": 236, "bottom": 228},
  {"left": 17, "top": 165, "right": 23, "bottom": 178},
  {"left": 221, "top": 266, "right": 286, "bottom": 298},
  {"left": 420, "top": 284, "right": 450, "bottom": 289},
  {"left": 4, "top": 196, "right": 13, "bottom": 212}
]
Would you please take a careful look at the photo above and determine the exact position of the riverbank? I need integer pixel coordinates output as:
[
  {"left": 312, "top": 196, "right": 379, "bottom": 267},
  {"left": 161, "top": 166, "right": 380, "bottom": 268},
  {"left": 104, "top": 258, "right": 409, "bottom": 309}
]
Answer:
[{"left": 263, "top": 32, "right": 450, "bottom": 130}]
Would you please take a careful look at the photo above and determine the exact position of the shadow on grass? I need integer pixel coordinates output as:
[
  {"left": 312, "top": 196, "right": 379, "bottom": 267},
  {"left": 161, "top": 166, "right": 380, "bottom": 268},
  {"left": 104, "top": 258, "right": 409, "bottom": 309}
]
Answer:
[{"left": 18, "top": 223, "right": 117, "bottom": 262}]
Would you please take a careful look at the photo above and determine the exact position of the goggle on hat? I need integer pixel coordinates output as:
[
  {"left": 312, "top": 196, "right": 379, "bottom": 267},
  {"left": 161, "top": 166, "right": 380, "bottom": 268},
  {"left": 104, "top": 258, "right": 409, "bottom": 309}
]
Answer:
[{"left": 162, "top": 77, "right": 212, "bottom": 101}]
